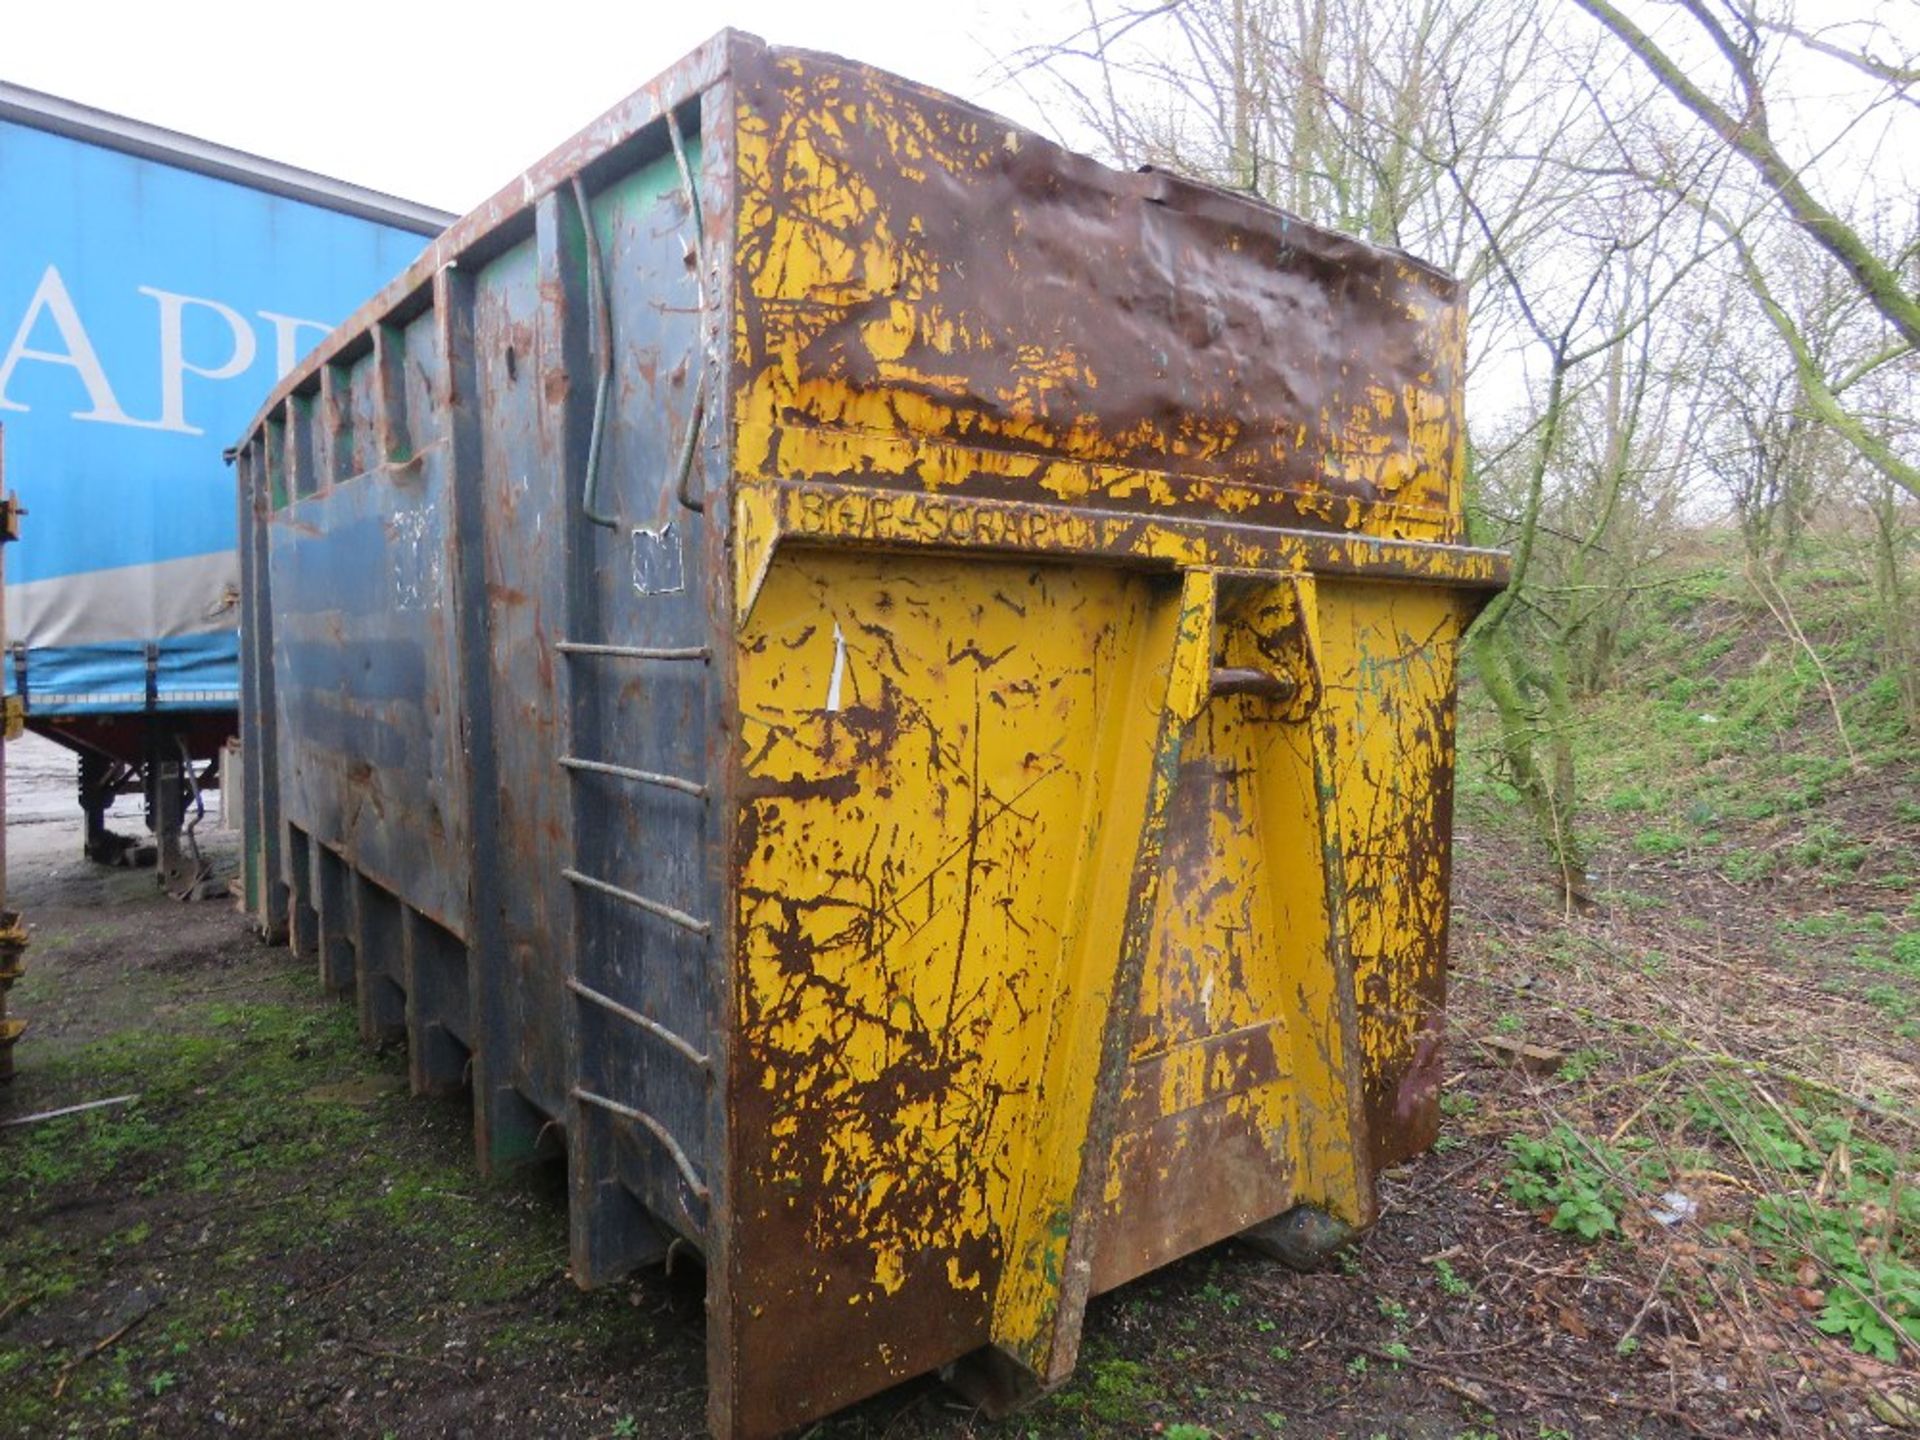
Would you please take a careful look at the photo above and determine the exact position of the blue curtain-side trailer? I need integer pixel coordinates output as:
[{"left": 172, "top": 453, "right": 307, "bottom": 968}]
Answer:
[{"left": 0, "top": 83, "right": 451, "bottom": 892}]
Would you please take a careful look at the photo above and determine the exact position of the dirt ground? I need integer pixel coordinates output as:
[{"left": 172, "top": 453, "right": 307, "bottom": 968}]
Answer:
[{"left": 1, "top": 718, "right": 1913, "bottom": 1439}]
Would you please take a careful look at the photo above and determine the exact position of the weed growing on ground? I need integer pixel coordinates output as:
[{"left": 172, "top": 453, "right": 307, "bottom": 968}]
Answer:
[
  {"left": 1505, "top": 1126, "right": 1630, "bottom": 1241},
  {"left": 1432, "top": 1258, "right": 1471, "bottom": 1297},
  {"left": 1675, "top": 1083, "right": 1919, "bottom": 1361}
]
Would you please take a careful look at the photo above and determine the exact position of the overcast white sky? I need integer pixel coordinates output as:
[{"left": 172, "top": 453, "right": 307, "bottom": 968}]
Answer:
[
  {"left": 1, "top": 0, "right": 1073, "bottom": 214},
  {"left": 8, "top": 2, "right": 1910, "bottom": 228}
]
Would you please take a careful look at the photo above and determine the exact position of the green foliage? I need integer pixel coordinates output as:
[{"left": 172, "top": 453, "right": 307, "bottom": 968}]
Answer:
[
  {"left": 1432, "top": 1258, "right": 1471, "bottom": 1297},
  {"left": 1505, "top": 1126, "right": 1628, "bottom": 1241},
  {"left": 2, "top": 1003, "right": 376, "bottom": 1215},
  {"left": 1721, "top": 847, "right": 1776, "bottom": 885},
  {"left": 1603, "top": 785, "right": 1657, "bottom": 813},
  {"left": 1793, "top": 822, "right": 1870, "bottom": 876},
  {"left": 1850, "top": 672, "right": 1915, "bottom": 748},
  {"left": 1198, "top": 1280, "right": 1242, "bottom": 1311},
  {"left": 1844, "top": 942, "right": 1920, "bottom": 981},
  {"left": 1807, "top": 1278, "right": 1917, "bottom": 1364},
  {"left": 1458, "top": 528, "right": 1918, "bottom": 1425},
  {"left": 1755, "top": 1173, "right": 1919, "bottom": 1364},
  {"left": 1680, "top": 1082, "right": 1917, "bottom": 1362},
  {"left": 1529, "top": 539, "right": 1916, "bottom": 883},
  {"left": 1782, "top": 912, "right": 1860, "bottom": 940},
  {"left": 0, "top": 976, "right": 635, "bottom": 1437},
  {"left": 1558, "top": 1048, "right": 1609, "bottom": 1083},
  {"left": 1862, "top": 984, "right": 1915, "bottom": 1021}
]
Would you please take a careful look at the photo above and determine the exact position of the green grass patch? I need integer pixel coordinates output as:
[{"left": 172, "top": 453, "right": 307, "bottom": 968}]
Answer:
[
  {"left": 1041, "top": 1350, "right": 1161, "bottom": 1428},
  {"left": 1631, "top": 829, "right": 1691, "bottom": 858}
]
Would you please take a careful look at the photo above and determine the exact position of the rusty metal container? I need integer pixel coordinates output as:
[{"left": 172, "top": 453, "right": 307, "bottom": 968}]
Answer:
[{"left": 233, "top": 32, "right": 1505, "bottom": 1437}]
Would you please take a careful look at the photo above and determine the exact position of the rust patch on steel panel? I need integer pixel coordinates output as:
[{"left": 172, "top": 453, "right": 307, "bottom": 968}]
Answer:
[
  {"left": 1113, "top": 1022, "right": 1290, "bottom": 1135},
  {"left": 731, "top": 46, "right": 1467, "bottom": 543},
  {"left": 724, "top": 552, "right": 1150, "bottom": 1428},
  {"left": 1312, "top": 580, "right": 1470, "bottom": 1172},
  {"left": 1091, "top": 1083, "right": 1297, "bottom": 1295},
  {"left": 732, "top": 480, "right": 1508, "bottom": 626}
]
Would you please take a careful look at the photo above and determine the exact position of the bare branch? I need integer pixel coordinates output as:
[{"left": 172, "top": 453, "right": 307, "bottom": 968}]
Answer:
[
  {"left": 1761, "top": 15, "right": 1920, "bottom": 94},
  {"left": 1571, "top": 0, "right": 1920, "bottom": 352}
]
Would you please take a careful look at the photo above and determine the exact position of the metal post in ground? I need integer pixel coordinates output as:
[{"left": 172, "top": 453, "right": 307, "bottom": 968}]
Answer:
[{"left": 0, "top": 426, "right": 29, "bottom": 1081}]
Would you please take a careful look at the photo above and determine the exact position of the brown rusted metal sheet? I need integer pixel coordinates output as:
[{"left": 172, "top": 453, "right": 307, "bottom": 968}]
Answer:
[
  {"left": 730, "top": 50, "right": 1466, "bottom": 540},
  {"left": 234, "top": 31, "right": 1503, "bottom": 1440}
]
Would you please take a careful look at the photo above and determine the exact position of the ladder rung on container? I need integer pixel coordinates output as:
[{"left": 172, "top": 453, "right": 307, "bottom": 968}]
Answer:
[
  {"left": 559, "top": 756, "right": 706, "bottom": 797},
  {"left": 567, "top": 977, "right": 711, "bottom": 1071},
  {"left": 572, "top": 1087, "right": 708, "bottom": 1200},
  {"left": 557, "top": 641, "right": 709, "bottom": 661},
  {"left": 562, "top": 867, "right": 710, "bottom": 937}
]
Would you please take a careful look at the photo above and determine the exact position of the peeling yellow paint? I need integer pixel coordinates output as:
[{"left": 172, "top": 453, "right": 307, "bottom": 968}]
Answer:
[
  {"left": 718, "top": 43, "right": 1501, "bottom": 1435},
  {"left": 732, "top": 65, "right": 1466, "bottom": 540}
]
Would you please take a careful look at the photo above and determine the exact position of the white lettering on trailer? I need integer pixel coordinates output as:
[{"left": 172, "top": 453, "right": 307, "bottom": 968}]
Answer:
[
  {"left": 0, "top": 263, "right": 333, "bottom": 435},
  {"left": 258, "top": 312, "right": 334, "bottom": 380},
  {"left": 138, "top": 287, "right": 259, "bottom": 435},
  {"left": 0, "top": 264, "right": 148, "bottom": 427}
]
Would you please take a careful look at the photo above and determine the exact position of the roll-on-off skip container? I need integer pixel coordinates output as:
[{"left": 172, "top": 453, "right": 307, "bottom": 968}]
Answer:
[{"left": 233, "top": 31, "right": 1507, "bottom": 1438}]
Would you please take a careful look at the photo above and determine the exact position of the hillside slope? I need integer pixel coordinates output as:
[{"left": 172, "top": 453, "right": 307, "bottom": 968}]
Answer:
[{"left": 1442, "top": 534, "right": 1918, "bottom": 1431}]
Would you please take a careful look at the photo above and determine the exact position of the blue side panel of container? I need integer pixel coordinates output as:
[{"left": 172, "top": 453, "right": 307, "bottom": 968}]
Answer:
[{"left": 0, "top": 116, "right": 432, "bottom": 714}]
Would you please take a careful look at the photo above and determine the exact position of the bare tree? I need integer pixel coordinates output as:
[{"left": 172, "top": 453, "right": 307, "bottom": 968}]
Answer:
[
  {"left": 1001, "top": 0, "right": 1917, "bottom": 887},
  {"left": 1007, "top": 0, "right": 1729, "bottom": 895},
  {"left": 1464, "top": 175, "right": 1720, "bottom": 899},
  {"left": 1571, "top": 0, "right": 1920, "bottom": 352}
]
